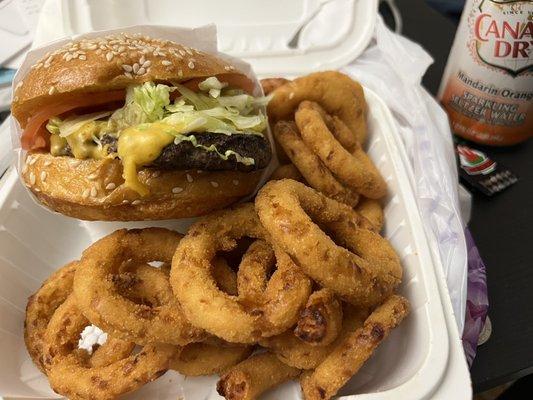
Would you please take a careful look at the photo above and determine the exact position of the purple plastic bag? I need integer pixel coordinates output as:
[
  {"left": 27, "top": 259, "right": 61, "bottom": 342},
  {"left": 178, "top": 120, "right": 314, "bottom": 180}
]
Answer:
[{"left": 462, "top": 228, "right": 489, "bottom": 365}]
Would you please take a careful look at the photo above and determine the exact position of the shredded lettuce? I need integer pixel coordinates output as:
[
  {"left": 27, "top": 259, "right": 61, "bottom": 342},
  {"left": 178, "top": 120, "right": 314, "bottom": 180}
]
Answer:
[
  {"left": 46, "top": 79, "right": 270, "bottom": 150},
  {"left": 107, "top": 82, "right": 172, "bottom": 131}
]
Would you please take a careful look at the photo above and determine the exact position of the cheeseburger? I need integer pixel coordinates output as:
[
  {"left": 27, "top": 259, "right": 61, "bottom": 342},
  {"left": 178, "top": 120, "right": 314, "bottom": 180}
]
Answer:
[{"left": 12, "top": 34, "right": 272, "bottom": 221}]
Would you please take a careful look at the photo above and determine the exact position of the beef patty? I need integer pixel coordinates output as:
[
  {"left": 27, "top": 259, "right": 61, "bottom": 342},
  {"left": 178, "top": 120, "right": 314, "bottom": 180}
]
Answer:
[{"left": 84, "top": 131, "right": 271, "bottom": 171}]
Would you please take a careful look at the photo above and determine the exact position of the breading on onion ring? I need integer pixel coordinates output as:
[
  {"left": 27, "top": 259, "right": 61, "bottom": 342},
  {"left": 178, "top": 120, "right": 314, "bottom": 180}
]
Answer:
[
  {"left": 212, "top": 256, "right": 239, "bottom": 296},
  {"left": 25, "top": 262, "right": 77, "bottom": 372},
  {"left": 270, "top": 163, "right": 304, "bottom": 182},
  {"left": 255, "top": 179, "right": 402, "bottom": 307},
  {"left": 300, "top": 295, "right": 410, "bottom": 400},
  {"left": 170, "top": 342, "right": 252, "bottom": 376},
  {"left": 216, "top": 352, "right": 301, "bottom": 400},
  {"left": 73, "top": 228, "right": 206, "bottom": 345},
  {"left": 294, "top": 289, "right": 343, "bottom": 346},
  {"left": 267, "top": 71, "right": 367, "bottom": 144},
  {"left": 273, "top": 121, "right": 359, "bottom": 207},
  {"left": 355, "top": 197, "right": 384, "bottom": 232},
  {"left": 295, "top": 101, "right": 386, "bottom": 199},
  {"left": 260, "top": 77, "right": 290, "bottom": 96},
  {"left": 170, "top": 203, "right": 312, "bottom": 343},
  {"left": 260, "top": 305, "right": 368, "bottom": 370},
  {"left": 43, "top": 295, "right": 176, "bottom": 400}
]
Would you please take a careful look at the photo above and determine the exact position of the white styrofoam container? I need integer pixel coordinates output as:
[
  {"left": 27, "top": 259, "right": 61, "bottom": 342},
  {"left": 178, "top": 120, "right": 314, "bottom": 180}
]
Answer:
[{"left": 0, "top": 88, "right": 470, "bottom": 399}]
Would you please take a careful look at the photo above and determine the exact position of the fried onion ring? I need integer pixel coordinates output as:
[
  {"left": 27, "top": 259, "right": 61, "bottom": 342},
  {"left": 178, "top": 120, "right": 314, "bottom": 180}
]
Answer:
[
  {"left": 270, "top": 163, "right": 304, "bottom": 182},
  {"left": 260, "top": 77, "right": 290, "bottom": 96},
  {"left": 300, "top": 295, "right": 410, "bottom": 400},
  {"left": 273, "top": 121, "right": 359, "bottom": 206},
  {"left": 25, "top": 262, "right": 77, "bottom": 372},
  {"left": 74, "top": 228, "right": 206, "bottom": 345},
  {"left": 295, "top": 101, "right": 386, "bottom": 199},
  {"left": 216, "top": 352, "right": 301, "bottom": 400},
  {"left": 170, "top": 203, "right": 312, "bottom": 343},
  {"left": 267, "top": 71, "right": 367, "bottom": 144},
  {"left": 294, "top": 289, "right": 343, "bottom": 346},
  {"left": 255, "top": 180, "right": 402, "bottom": 307},
  {"left": 43, "top": 295, "right": 176, "bottom": 400},
  {"left": 260, "top": 305, "right": 367, "bottom": 370},
  {"left": 170, "top": 342, "right": 252, "bottom": 376},
  {"left": 355, "top": 197, "right": 384, "bottom": 232},
  {"left": 24, "top": 262, "right": 134, "bottom": 373}
]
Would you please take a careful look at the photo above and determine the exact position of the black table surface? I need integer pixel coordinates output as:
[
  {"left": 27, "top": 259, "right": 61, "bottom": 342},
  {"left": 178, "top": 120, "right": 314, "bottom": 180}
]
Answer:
[{"left": 390, "top": 0, "right": 533, "bottom": 394}]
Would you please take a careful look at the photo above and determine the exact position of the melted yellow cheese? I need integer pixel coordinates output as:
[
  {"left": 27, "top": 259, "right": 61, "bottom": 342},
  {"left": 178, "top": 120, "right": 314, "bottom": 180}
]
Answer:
[
  {"left": 118, "top": 123, "right": 175, "bottom": 196},
  {"left": 51, "top": 122, "right": 109, "bottom": 159}
]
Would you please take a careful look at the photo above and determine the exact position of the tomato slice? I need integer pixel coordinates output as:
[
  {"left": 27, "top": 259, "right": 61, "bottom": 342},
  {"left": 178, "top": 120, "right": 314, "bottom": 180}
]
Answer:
[{"left": 21, "top": 90, "right": 125, "bottom": 150}]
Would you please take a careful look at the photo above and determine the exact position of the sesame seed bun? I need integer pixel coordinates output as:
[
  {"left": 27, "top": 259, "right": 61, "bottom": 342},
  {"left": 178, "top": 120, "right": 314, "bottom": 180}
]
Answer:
[
  {"left": 13, "top": 34, "right": 267, "bottom": 221},
  {"left": 21, "top": 153, "right": 262, "bottom": 221},
  {"left": 12, "top": 33, "right": 249, "bottom": 126}
]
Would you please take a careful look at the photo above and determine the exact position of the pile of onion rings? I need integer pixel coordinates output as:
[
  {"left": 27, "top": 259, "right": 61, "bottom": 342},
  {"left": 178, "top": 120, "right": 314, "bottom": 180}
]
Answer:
[{"left": 24, "top": 72, "right": 410, "bottom": 400}]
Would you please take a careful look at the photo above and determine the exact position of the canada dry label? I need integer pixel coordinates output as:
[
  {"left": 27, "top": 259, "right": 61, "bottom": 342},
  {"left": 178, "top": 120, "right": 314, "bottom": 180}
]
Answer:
[{"left": 438, "top": 0, "right": 532, "bottom": 146}]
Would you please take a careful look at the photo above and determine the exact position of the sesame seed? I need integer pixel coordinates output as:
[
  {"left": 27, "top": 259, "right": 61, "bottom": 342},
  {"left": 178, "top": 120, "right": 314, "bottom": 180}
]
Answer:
[
  {"left": 132, "top": 63, "right": 139, "bottom": 73},
  {"left": 179, "top": 49, "right": 186, "bottom": 56},
  {"left": 232, "top": 180, "right": 239, "bottom": 185},
  {"left": 122, "top": 199, "right": 129, "bottom": 204},
  {"left": 90, "top": 187, "right": 98, "bottom": 197},
  {"left": 70, "top": 159, "right": 81, "bottom": 167},
  {"left": 210, "top": 181, "right": 219, "bottom": 188},
  {"left": 162, "top": 60, "right": 172, "bottom": 66},
  {"left": 79, "top": 55, "right": 87, "bottom": 60},
  {"left": 106, "top": 52, "right": 114, "bottom": 61},
  {"left": 125, "top": 72, "right": 133, "bottom": 79},
  {"left": 87, "top": 173, "right": 98, "bottom": 180},
  {"left": 172, "top": 187, "right": 183, "bottom": 194},
  {"left": 105, "top": 182, "right": 116, "bottom": 190},
  {"left": 188, "top": 61, "right": 195, "bottom": 69},
  {"left": 40, "top": 171, "right": 47, "bottom": 182},
  {"left": 118, "top": 46, "right": 126, "bottom": 53},
  {"left": 139, "top": 55, "right": 146, "bottom": 65},
  {"left": 48, "top": 86, "right": 57, "bottom": 95},
  {"left": 142, "top": 60, "right": 151, "bottom": 68},
  {"left": 65, "top": 54, "right": 73, "bottom": 62},
  {"left": 289, "top": 92, "right": 295, "bottom": 99},
  {"left": 34, "top": 188, "right": 41, "bottom": 192},
  {"left": 43, "top": 159, "right": 52, "bottom": 167},
  {"left": 136, "top": 67, "right": 146, "bottom": 75},
  {"left": 82, "top": 188, "right": 90, "bottom": 199},
  {"left": 186, "top": 174, "right": 193, "bottom": 183},
  {"left": 186, "top": 48, "right": 193, "bottom": 55},
  {"left": 29, "top": 172, "right": 36, "bottom": 185},
  {"left": 122, "top": 64, "right": 133, "bottom": 72},
  {"left": 27, "top": 156, "right": 36, "bottom": 165},
  {"left": 132, "top": 199, "right": 141, "bottom": 205},
  {"left": 224, "top": 65, "right": 232, "bottom": 71}
]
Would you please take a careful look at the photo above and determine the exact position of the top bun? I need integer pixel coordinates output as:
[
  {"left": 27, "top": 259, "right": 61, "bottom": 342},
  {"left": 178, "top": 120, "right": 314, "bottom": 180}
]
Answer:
[{"left": 12, "top": 33, "right": 250, "bottom": 126}]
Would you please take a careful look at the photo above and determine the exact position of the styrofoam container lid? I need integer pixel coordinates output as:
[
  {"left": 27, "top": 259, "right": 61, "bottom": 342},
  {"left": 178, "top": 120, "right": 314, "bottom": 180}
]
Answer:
[{"left": 33, "top": 0, "right": 377, "bottom": 77}]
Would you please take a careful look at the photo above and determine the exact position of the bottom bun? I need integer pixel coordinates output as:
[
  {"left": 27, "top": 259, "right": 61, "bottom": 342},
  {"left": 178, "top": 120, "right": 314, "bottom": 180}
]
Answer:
[{"left": 21, "top": 152, "right": 263, "bottom": 221}]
